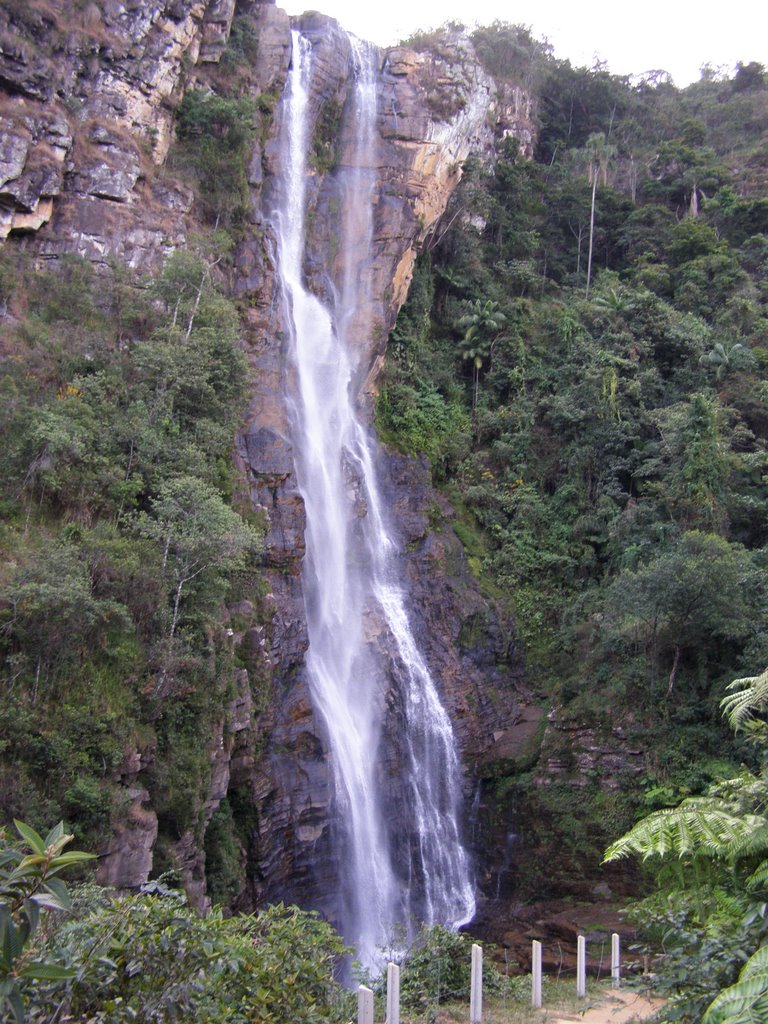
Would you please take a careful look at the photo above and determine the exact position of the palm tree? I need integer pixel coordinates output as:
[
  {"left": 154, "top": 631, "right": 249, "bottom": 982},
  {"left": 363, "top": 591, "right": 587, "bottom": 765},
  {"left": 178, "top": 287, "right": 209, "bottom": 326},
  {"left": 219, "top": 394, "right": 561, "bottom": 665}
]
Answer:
[
  {"left": 700, "top": 339, "right": 755, "bottom": 380},
  {"left": 458, "top": 299, "right": 506, "bottom": 433},
  {"left": 584, "top": 132, "right": 616, "bottom": 298}
]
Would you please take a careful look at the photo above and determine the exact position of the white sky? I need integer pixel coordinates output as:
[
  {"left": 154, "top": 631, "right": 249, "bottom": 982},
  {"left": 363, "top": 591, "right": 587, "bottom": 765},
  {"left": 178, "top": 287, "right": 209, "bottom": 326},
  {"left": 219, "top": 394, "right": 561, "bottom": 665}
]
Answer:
[{"left": 282, "top": 1, "right": 767, "bottom": 86}]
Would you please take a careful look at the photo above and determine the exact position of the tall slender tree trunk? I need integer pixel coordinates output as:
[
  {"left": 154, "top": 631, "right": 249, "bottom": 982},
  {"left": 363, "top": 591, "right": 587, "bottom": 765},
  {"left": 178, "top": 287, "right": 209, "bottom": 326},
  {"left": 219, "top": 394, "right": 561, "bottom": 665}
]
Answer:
[
  {"left": 170, "top": 580, "right": 184, "bottom": 638},
  {"left": 667, "top": 644, "right": 681, "bottom": 697},
  {"left": 586, "top": 174, "right": 598, "bottom": 298},
  {"left": 472, "top": 363, "right": 480, "bottom": 441}
]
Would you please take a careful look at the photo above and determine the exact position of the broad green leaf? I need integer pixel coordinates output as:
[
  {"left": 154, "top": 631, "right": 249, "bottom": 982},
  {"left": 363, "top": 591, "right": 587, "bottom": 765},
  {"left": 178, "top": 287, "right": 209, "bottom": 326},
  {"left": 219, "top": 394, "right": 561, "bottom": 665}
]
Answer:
[
  {"left": 13, "top": 821, "right": 45, "bottom": 856},
  {"left": 18, "top": 962, "right": 75, "bottom": 981},
  {"left": 42, "top": 877, "right": 71, "bottom": 911},
  {"left": 42, "top": 822, "right": 67, "bottom": 848},
  {"left": 0, "top": 986, "right": 25, "bottom": 1024},
  {"left": 21, "top": 900, "right": 39, "bottom": 937},
  {"left": 48, "top": 850, "right": 96, "bottom": 867},
  {"left": 1, "top": 915, "right": 21, "bottom": 966},
  {"left": 30, "top": 892, "right": 69, "bottom": 913},
  {"left": 17, "top": 855, "right": 47, "bottom": 870}
]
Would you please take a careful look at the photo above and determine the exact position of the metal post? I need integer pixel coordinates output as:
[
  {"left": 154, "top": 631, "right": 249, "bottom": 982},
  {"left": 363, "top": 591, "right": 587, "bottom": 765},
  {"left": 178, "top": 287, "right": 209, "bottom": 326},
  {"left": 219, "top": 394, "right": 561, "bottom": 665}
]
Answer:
[
  {"left": 470, "top": 943, "right": 483, "bottom": 1023},
  {"left": 611, "top": 933, "right": 620, "bottom": 989},
  {"left": 577, "top": 935, "right": 586, "bottom": 998},
  {"left": 532, "top": 940, "right": 542, "bottom": 1009},
  {"left": 358, "top": 984, "right": 374, "bottom": 1024},
  {"left": 386, "top": 962, "right": 400, "bottom": 1024}
]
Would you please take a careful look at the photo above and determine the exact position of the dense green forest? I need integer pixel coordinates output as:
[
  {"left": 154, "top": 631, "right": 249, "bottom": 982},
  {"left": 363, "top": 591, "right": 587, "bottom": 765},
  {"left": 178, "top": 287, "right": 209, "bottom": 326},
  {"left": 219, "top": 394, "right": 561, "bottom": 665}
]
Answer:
[
  {"left": 379, "top": 24, "right": 768, "bottom": 1022},
  {"left": 384, "top": 25, "right": 768, "bottom": 758},
  {"left": 3, "top": 11, "right": 768, "bottom": 1021}
]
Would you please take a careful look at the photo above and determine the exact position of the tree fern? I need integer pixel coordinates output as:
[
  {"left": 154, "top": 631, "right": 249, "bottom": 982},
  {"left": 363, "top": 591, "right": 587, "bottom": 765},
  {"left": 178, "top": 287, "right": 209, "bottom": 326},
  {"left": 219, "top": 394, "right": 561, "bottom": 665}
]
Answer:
[
  {"left": 721, "top": 669, "right": 768, "bottom": 730},
  {"left": 702, "top": 945, "right": 768, "bottom": 1023},
  {"left": 746, "top": 861, "right": 768, "bottom": 893},
  {"left": 730, "top": 825, "right": 768, "bottom": 863},
  {"left": 605, "top": 670, "right": 768, "bottom": 1022},
  {"left": 603, "top": 801, "right": 766, "bottom": 862}
]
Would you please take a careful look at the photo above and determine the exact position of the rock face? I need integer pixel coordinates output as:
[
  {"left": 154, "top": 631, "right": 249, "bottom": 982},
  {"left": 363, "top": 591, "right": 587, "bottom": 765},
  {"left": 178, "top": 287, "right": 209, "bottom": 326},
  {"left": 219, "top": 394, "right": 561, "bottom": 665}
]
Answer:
[
  {"left": 0, "top": 1, "right": 545, "bottom": 930},
  {"left": 0, "top": 0, "right": 246, "bottom": 260},
  {"left": 228, "top": 14, "right": 538, "bottom": 925}
]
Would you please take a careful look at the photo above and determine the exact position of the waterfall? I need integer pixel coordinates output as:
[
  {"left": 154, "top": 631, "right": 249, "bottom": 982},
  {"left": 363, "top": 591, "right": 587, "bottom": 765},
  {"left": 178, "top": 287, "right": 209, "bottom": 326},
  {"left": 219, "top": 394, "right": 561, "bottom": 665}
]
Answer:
[{"left": 272, "top": 29, "right": 475, "bottom": 967}]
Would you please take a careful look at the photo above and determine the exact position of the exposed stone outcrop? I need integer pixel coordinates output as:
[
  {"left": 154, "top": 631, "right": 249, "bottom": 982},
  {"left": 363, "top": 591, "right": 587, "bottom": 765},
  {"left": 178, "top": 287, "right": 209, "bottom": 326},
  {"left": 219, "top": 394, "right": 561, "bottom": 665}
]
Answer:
[
  {"left": 0, "top": 0, "right": 242, "bottom": 260},
  {"left": 97, "top": 748, "right": 158, "bottom": 889}
]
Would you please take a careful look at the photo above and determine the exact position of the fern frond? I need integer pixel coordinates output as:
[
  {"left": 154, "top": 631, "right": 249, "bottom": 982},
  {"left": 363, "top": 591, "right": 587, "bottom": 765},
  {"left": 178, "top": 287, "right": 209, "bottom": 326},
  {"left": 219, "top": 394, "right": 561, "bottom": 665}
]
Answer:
[
  {"left": 730, "top": 825, "right": 768, "bottom": 862},
  {"left": 702, "top": 946, "right": 768, "bottom": 1024},
  {"left": 711, "top": 771, "right": 764, "bottom": 804},
  {"left": 603, "top": 801, "right": 762, "bottom": 863},
  {"left": 741, "top": 945, "right": 768, "bottom": 979},
  {"left": 746, "top": 861, "right": 768, "bottom": 893},
  {"left": 722, "top": 669, "right": 768, "bottom": 730}
]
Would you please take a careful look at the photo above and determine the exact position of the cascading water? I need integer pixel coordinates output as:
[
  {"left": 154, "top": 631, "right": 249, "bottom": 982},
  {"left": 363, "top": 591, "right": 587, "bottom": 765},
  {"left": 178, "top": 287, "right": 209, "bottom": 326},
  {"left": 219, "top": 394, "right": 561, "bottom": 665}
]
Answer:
[{"left": 272, "top": 28, "right": 475, "bottom": 966}]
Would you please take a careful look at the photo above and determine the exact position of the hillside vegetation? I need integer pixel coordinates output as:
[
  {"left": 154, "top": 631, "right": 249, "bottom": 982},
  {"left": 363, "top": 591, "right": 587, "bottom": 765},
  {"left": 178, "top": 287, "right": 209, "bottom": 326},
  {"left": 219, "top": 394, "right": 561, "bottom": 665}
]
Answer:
[
  {"left": 2, "top": 12, "right": 768, "bottom": 1022},
  {"left": 383, "top": 24, "right": 768, "bottom": 766},
  {"left": 381, "top": 24, "right": 768, "bottom": 1022}
]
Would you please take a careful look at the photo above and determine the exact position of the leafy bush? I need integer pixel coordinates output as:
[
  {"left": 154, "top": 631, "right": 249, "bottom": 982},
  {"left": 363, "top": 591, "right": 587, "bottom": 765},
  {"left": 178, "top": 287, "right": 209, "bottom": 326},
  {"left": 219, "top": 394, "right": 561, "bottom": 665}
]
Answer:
[
  {"left": 36, "top": 891, "right": 351, "bottom": 1024},
  {"left": 392, "top": 925, "right": 516, "bottom": 1015},
  {"left": 173, "top": 91, "right": 256, "bottom": 227}
]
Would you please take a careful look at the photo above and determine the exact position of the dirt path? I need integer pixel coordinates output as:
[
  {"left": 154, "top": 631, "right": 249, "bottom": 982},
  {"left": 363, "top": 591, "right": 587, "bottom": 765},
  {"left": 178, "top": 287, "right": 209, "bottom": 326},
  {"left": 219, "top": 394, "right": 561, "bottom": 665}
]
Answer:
[{"left": 544, "top": 987, "right": 663, "bottom": 1023}]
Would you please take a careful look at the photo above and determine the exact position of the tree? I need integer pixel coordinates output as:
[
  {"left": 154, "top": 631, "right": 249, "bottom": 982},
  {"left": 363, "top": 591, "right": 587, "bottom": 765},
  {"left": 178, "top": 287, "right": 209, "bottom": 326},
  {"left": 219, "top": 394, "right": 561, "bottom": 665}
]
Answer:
[
  {"left": 0, "top": 820, "right": 94, "bottom": 1024},
  {"left": 0, "top": 542, "right": 128, "bottom": 702},
  {"left": 584, "top": 132, "right": 616, "bottom": 297},
  {"left": 604, "top": 532, "right": 759, "bottom": 695},
  {"left": 136, "top": 476, "right": 259, "bottom": 640},
  {"left": 604, "top": 672, "right": 768, "bottom": 1024},
  {"left": 458, "top": 299, "right": 507, "bottom": 431},
  {"left": 700, "top": 339, "right": 756, "bottom": 380}
]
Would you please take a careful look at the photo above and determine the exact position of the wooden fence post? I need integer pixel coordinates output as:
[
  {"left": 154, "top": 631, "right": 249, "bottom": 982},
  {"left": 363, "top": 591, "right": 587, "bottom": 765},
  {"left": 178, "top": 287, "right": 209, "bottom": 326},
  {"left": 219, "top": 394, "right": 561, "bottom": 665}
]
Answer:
[
  {"left": 531, "top": 940, "right": 542, "bottom": 1009},
  {"left": 577, "top": 935, "right": 586, "bottom": 998},
  {"left": 611, "top": 933, "right": 620, "bottom": 989},
  {"left": 358, "top": 984, "right": 374, "bottom": 1024},
  {"left": 386, "top": 962, "right": 400, "bottom": 1024},
  {"left": 470, "top": 943, "right": 482, "bottom": 1023}
]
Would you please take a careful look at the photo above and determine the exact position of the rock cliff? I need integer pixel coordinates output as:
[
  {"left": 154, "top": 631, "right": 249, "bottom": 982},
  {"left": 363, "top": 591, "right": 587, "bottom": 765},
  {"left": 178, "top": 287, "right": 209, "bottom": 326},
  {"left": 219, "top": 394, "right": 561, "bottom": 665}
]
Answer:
[{"left": 0, "top": 0, "right": 546, "bottom": 930}]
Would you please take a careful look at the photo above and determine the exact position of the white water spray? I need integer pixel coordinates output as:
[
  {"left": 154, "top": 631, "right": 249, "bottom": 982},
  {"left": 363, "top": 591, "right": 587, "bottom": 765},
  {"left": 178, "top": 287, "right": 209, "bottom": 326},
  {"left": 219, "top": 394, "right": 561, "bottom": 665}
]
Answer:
[{"left": 272, "top": 30, "right": 475, "bottom": 966}]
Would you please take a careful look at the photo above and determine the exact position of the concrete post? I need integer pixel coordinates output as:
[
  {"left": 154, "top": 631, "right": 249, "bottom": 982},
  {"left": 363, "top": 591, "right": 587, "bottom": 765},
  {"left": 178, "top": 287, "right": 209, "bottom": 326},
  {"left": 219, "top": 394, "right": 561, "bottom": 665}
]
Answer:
[
  {"left": 577, "top": 935, "right": 586, "bottom": 998},
  {"left": 386, "top": 962, "right": 400, "bottom": 1024},
  {"left": 470, "top": 943, "right": 482, "bottom": 1023},
  {"left": 611, "top": 933, "right": 620, "bottom": 989},
  {"left": 532, "top": 940, "right": 542, "bottom": 1009},
  {"left": 358, "top": 984, "right": 374, "bottom": 1024}
]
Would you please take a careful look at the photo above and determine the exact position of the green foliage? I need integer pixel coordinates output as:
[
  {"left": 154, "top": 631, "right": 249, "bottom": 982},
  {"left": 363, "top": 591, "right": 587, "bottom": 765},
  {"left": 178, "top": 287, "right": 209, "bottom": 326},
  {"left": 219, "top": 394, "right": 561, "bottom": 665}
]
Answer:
[
  {"left": 310, "top": 96, "right": 343, "bottom": 172},
  {"left": 377, "top": 45, "right": 768, "bottom": 931},
  {"left": 204, "top": 800, "right": 242, "bottom": 907},
  {"left": 25, "top": 886, "right": 351, "bottom": 1024},
  {"left": 470, "top": 22, "right": 553, "bottom": 90},
  {"left": 0, "top": 247, "right": 256, "bottom": 861},
  {"left": 389, "top": 925, "right": 515, "bottom": 1015},
  {"left": 603, "top": 532, "right": 761, "bottom": 697},
  {"left": 625, "top": 888, "right": 755, "bottom": 1024},
  {"left": 173, "top": 90, "right": 257, "bottom": 227},
  {"left": 136, "top": 475, "right": 259, "bottom": 639},
  {"left": 0, "top": 820, "right": 94, "bottom": 1024},
  {"left": 605, "top": 675, "right": 768, "bottom": 1022},
  {"left": 703, "top": 944, "right": 768, "bottom": 1023}
]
